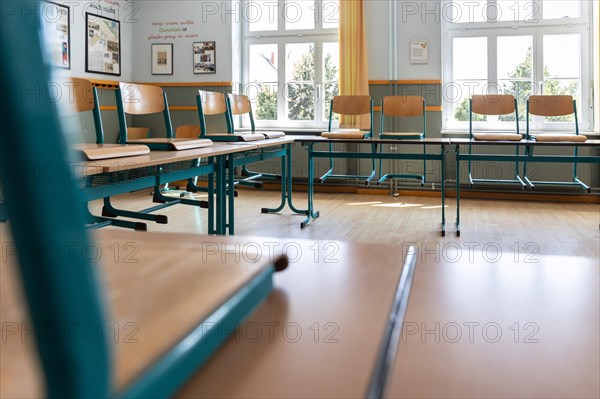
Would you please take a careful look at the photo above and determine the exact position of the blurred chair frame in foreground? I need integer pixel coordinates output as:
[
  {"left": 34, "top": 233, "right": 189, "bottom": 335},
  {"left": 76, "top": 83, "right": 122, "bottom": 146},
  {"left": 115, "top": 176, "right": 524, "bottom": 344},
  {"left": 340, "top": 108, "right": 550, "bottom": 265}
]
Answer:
[
  {"left": 524, "top": 95, "right": 589, "bottom": 192},
  {"left": 377, "top": 95, "right": 427, "bottom": 186},
  {"left": 468, "top": 94, "right": 526, "bottom": 189},
  {"left": 320, "top": 95, "right": 376, "bottom": 184}
]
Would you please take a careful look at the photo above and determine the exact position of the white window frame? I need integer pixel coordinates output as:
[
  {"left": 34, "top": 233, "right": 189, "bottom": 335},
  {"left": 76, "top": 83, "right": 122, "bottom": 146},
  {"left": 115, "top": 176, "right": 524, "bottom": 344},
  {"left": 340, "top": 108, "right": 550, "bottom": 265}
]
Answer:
[
  {"left": 442, "top": 0, "right": 593, "bottom": 132},
  {"left": 241, "top": 0, "right": 339, "bottom": 129}
]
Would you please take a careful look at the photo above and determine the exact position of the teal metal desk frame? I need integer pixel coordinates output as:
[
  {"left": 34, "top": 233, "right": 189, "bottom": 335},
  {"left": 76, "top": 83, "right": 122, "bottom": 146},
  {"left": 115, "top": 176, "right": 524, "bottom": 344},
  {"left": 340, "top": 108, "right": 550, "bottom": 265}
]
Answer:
[
  {"left": 224, "top": 142, "right": 308, "bottom": 235},
  {"left": 454, "top": 138, "right": 600, "bottom": 236},
  {"left": 297, "top": 138, "right": 451, "bottom": 236}
]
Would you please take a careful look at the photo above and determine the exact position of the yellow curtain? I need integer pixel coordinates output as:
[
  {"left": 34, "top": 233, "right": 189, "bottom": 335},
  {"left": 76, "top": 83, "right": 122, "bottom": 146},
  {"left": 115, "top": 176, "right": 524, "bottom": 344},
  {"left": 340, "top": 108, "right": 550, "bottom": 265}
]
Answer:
[{"left": 339, "top": 0, "right": 370, "bottom": 129}]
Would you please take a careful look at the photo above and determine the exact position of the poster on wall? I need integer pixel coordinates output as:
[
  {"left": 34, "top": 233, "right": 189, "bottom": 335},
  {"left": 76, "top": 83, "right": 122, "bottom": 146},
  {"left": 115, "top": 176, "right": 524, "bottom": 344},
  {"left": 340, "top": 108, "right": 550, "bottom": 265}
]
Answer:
[
  {"left": 410, "top": 40, "right": 429, "bottom": 64},
  {"left": 151, "top": 43, "right": 173, "bottom": 75},
  {"left": 41, "top": 1, "right": 70, "bottom": 69},
  {"left": 193, "top": 42, "right": 216, "bottom": 74},
  {"left": 85, "top": 12, "right": 121, "bottom": 75}
]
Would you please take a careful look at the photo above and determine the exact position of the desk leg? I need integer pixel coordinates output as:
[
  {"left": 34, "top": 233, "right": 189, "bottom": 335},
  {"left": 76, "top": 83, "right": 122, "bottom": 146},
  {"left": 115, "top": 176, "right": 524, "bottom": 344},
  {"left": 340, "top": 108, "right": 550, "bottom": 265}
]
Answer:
[
  {"left": 286, "top": 144, "right": 309, "bottom": 215},
  {"left": 215, "top": 155, "right": 226, "bottom": 235},
  {"left": 228, "top": 154, "right": 235, "bottom": 235},
  {"left": 301, "top": 143, "right": 320, "bottom": 229},
  {"left": 455, "top": 145, "right": 461, "bottom": 237},
  {"left": 441, "top": 145, "right": 446, "bottom": 237},
  {"left": 261, "top": 148, "right": 287, "bottom": 214},
  {"left": 207, "top": 157, "right": 215, "bottom": 234}
]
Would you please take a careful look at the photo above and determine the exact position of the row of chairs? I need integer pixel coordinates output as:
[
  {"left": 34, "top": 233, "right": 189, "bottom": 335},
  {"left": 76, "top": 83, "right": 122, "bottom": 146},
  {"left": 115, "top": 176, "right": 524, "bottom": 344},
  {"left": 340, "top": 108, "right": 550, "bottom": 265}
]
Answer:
[
  {"left": 320, "top": 93, "right": 586, "bottom": 191},
  {"left": 468, "top": 94, "right": 587, "bottom": 191}
]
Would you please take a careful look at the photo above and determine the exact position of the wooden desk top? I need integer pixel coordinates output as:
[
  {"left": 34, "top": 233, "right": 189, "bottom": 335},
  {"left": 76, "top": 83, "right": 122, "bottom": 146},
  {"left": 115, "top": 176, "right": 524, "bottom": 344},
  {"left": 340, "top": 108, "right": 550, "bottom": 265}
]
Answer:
[
  {"left": 294, "top": 136, "right": 451, "bottom": 145},
  {"left": 0, "top": 228, "right": 275, "bottom": 397},
  {"left": 385, "top": 251, "right": 599, "bottom": 398},
  {"left": 175, "top": 236, "right": 409, "bottom": 398},
  {"left": 451, "top": 138, "right": 600, "bottom": 146},
  {"left": 80, "top": 143, "right": 258, "bottom": 176}
]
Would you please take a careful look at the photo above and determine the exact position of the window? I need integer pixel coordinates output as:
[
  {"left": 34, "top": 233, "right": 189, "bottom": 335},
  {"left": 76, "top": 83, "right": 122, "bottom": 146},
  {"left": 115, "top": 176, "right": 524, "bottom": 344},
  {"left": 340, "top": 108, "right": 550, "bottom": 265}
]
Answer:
[
  {"left": 242, "top": 0, "right": 339, "bottom": 128},
  {"left": 442, "top": 0, "right": 592, "bottom": 131}
]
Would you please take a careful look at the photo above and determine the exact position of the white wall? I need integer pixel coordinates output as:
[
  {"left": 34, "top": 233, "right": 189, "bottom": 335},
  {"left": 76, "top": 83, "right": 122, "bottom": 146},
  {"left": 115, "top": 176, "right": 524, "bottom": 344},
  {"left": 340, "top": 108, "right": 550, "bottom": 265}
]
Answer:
[
  {"left": 131, "top": 0, "right": 233, "bottom": 82},
  {"left": 365, "top": 0, "right": 441, "bottom": 80}
]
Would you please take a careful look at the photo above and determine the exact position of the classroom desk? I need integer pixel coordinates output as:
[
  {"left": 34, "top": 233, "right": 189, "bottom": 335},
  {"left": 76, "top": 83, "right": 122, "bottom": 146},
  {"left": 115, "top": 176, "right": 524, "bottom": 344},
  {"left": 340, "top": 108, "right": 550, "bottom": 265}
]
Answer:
[
  {"left": 0, "top": 228, "right": 417, "bottom": 398},
  {"left": 294, "top": 137, "right": 452, "bottom": 235},
  {"left": 80, "top": 139, "right": 307, "bottom": 235},
  {"left": 80, "top": 142, "right": 254, "bottom": 234},
  {"left": 452, "top": 138, "right": 600, "bottom": 236},
  {"left": 385, "top": 250, "right": 599, "bottom": 398}
]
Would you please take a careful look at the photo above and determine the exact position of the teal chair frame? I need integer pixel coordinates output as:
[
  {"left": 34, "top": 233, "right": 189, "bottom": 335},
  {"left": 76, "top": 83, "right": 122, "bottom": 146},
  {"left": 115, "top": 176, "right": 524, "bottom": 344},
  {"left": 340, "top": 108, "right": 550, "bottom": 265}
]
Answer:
[
  {"left": 321, "top": 97, "right": 376, "bottom": 185},
  {"left": 524, "top": 96, "right": 589, "bottom": 192},
  {"left": 377, "top": 96, "right": 427, "bottom": 186},
  {"left": 1, "top": 7, "right": 111, "bottom": 396},
  {"left": 468, "top": 96, "right": 526, "bottom": 189}
]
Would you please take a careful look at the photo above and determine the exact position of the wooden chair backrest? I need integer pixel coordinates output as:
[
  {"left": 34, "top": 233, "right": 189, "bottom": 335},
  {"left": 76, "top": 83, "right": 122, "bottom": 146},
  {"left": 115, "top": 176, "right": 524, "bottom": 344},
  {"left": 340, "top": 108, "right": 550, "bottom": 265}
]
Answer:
[
  {"left": 228, "top": 94, "right": 252, "bottom": 115},
  {"left": 332, "top": 95, "right": 371, "bottom": 116},
  {"left": 382, "top": 96, "right": 424, "bottom": 117},
  {"left": 126, "top": 127, "right": 150, "bottom": 139},
  {"left": 118, "top": 82, "right": 164, "bottom": 115},
  {"left": 198, "top": 91, "right": 228, "bottom": 115},
  {"left": 61, "top": 77, "right": 95, "bottom": 112},
  {"left": 176, "top": 125, "right": 201, "bottom": 138},
  {"left": 471, "top": 94, "right": 515, "bottom": 115},
  {"left": 528, "top": 95, "right": 574, "bottom": 117}
]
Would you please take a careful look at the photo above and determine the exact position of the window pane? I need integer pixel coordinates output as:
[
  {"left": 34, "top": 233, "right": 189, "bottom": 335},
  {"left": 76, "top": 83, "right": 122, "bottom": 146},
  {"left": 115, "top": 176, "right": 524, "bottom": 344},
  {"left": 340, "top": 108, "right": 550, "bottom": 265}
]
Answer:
[
  {"left": 453, "top": 37, "right": 487, "bottom": 80},
  {"left": 452, "top": 37, "right": 487, "bottom": 122},
  {"left": 543, "top": 0, "right": 580, "bottom": 19},
  {"left": 497, "top": 0, "right": 539, "bottom": 22},
  {"left": 323, "top": 42, "right": 339, "bottom": 121},
  {"left": 322, "top": 0, "right": 339, "bottom": 28},
  {"left": 249, "top": 44, "right": 278, "bottom": 120},
  {"left": 285, "top": 0, "right": 314, "bottom": 30},
  {"left": 248, "top": 0, "right": 278, "bottom": 32},
  {"left": 543, "top": 34, "right": 580, "bottom": 122},
  {"left": 451, "top": 0, "right": 487, "bottom": 23},
  {"left": 497, "top": 35, "right": 533, "bottom": 121},
  {"left": 286, "top": 43, "right": 315, "bottom": 120}
]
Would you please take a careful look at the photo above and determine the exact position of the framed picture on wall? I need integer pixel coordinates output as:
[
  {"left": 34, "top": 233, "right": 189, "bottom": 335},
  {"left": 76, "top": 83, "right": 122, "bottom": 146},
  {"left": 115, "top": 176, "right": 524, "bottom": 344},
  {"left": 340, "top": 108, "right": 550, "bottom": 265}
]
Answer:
[
  {"left": 85, "top": 12, "right": 121, "bottom": 75},
  {"left": 40, "top": 1, "right": 70, "bottom": 69},
  {"left": 151, "top": 43, "right": 173, "bottom": 75},
  {"left": 193, "top": 41, "right": 216, "bottom": 74}
]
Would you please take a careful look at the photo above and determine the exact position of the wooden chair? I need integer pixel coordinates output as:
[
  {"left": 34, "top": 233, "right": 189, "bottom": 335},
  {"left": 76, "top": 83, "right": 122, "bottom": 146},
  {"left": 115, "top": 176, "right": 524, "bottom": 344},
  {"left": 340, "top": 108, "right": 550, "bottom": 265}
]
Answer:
[
  {"left": 56, "top": 77, "right": 163, "bottom": 230},
  {"left": 227, "top": 93, "right": 286, "bottom": 182},
  {"left": 117, "top": 83, "right": 212, "bottom": 150},
  {"left": 62, "top": 77, "right": 150, "bottom": 159},
  {"left": 115, "top": 83, "right": 212, "bottom": 208},
  {"left": 468, "top": 94, "right": 525, "bottom": 188},
  {"left": 227, "top": 93, "right": 285, "bottom": 139},
  {"left": 377, "top": 96, "right": 427, "bottom": 186},
  {"left": 524, "top": 95, "right": 589, "bottom": 192},
  {"left": 320, "top": 95, "right": 376, "bottom": 184},
  {"left": 0, "top": 10, "right": 278, "bottom": 397}
]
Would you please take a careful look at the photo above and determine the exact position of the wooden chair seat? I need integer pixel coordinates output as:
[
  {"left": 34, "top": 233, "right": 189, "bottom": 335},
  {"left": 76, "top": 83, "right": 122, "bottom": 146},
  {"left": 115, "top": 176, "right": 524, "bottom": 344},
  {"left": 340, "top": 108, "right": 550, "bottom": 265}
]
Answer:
[
  {"left": 0, "top": 229, "right": 274, "bottom": 397},
  {"left": 321, "top": 130, "right": 367, "bottom": 139},
  {"left": 380, "top": 132, "right": 424, "bottom": 139},
  {"left": 73, "top": 143, "right": 150, "bottom": 160},
  {"left": 532, "top": 134, "right": 587, "bottom": 142},
  {"left": 473, "top": 133, "right": 523, "bottom": 141},
  {"left": 255, "top": 131, "right": 285, "bottom": 139},
  {"left": 126, "top": 137, "right": 213, "bottom": 150},
  {"left": 206, "top": 133, "right": 266, "bottom": 142}
]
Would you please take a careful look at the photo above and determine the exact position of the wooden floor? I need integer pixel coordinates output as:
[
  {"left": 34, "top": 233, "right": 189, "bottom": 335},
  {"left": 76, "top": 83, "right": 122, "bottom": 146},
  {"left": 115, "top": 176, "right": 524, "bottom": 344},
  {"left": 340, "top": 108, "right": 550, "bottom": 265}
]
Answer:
[{"left": 92, "top": 188, "right": 600, "bottom": 259}]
